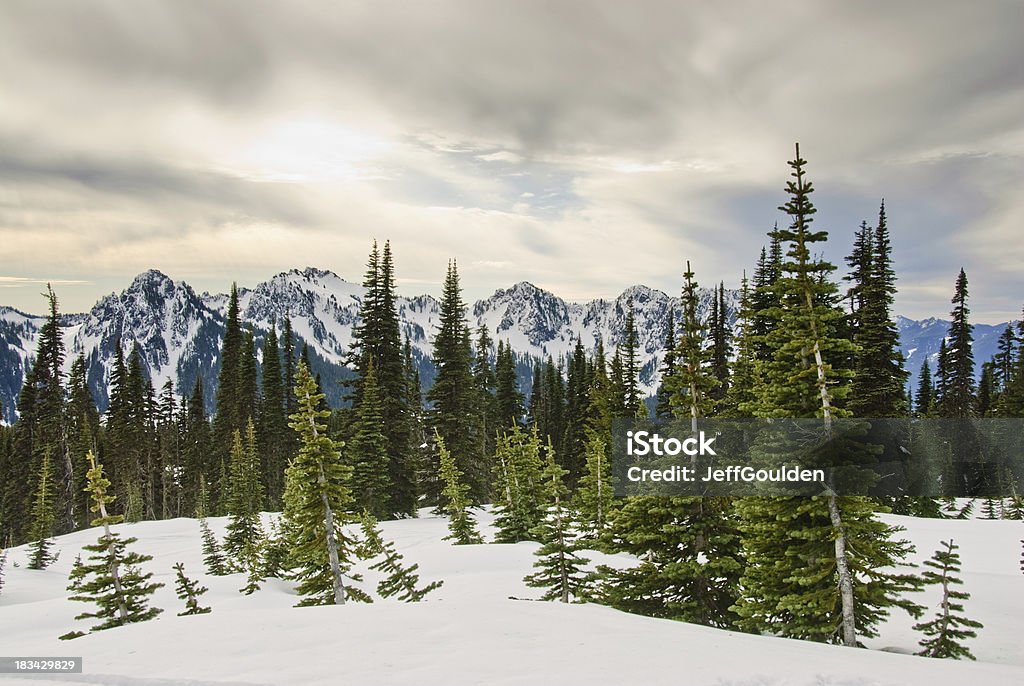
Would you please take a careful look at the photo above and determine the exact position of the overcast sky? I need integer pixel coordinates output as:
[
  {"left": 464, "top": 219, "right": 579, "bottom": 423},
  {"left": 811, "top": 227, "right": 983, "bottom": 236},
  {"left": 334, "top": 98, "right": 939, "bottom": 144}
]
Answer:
[{"left": 1, "top": 1, "right": 1022, "bottom": 322}]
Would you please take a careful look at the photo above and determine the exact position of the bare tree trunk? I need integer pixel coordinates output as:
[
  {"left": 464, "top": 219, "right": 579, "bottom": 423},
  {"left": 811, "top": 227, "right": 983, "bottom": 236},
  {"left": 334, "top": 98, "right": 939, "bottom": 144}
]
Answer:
[
  {"left": 95, "top": 487, "right": 128, "bottom": 622},
  {"left": 803, "top": 265, "right": 857, "bottom": 648}
]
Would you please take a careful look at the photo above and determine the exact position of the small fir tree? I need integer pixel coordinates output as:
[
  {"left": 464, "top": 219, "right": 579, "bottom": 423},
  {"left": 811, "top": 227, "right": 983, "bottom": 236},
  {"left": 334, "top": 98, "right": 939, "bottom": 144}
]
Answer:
[
  {"left": 914, "top": 539, "right": 983, "bottom": 660},
  {"left": 573, "top": 433, "right": 615, "bottom": 545},
  {"left": 359, "top": 512, "right": 443, "bottom": 602},
  {"left": 436, "top": 431, "right": 482, "bottom": 545},
  {"left": 199, "top": 518, "right": 230, "bottom": 576},
  {"left": 524, "top": 445, "right": 590, "bottom": 603},
  {"left": 62, "top": 450, "right": 163, "bottom": 639},
  {"left": 223, "top": 421, "right": 265, "bottom": 562},
  {"left": 491, "top": 425, "right": 546, "bottom": 543},
  {"left": 28, "top": 448, "right": 57, "bottom": 570},
  {"left": 173, "top": 562, "right": 211, "bottom": 615}
]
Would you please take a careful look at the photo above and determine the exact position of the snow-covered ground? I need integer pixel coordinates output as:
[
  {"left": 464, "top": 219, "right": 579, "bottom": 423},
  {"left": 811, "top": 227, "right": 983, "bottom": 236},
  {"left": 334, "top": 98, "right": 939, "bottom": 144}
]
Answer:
[{"left": 1, "top": 510, "right": 1022, "bottom": 685}]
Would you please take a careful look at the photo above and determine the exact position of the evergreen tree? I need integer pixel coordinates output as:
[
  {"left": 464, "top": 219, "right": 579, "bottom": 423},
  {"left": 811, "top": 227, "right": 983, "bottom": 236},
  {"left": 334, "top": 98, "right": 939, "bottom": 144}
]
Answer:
[
  {"left": 665, "top": 261, "right": 717, "bottom": 424},
  {"left": 27, "top": 447, "right": 57, "bottom": 569},
  {"left": 940, "top": 269, "right": 976, "bottom": 418},
  {"left": 573, "top": 433, "right": 615, "bottom": 543},
  {"left": 654, "top": 311, "right": 677, "bottom": 419},
  {"left": 916, "top": 360, "right": 934, "bottom": 416},
  {"left": 620, "top": 301, "right": 642, "bottom": 418},
  {"left": 914, "top": 539, "right": 982, "bottom": 660},
  {"left": 359, "top": 513, "right": 443, "bottom": 601},
  {"left": 173, "top": 562, "right": 211, "bottom": 615},
  {"left": 600, "top": 496, "right": 743, "bottom": 628},
  {"left": 62, "top": 451, "right": 163, "bottom": 639},
  {"left": 709, "top": 282, "right": 732, "bottom": 401},
  {"left": 560, "top": 337, "right": 592, "bottom": 486},
  {"left": 213, "top": 284, "right": 244, "bottom": 453},
  {"left": 736, "top": 145, "right": 919, "bottom": 647},
  {"left": 183, "top": 378, "right": 213, "bottom": 517},
  {"left": 722, "top": 272, "right": 759, "bottom": 417},
  {"left": 66, "top": 354, "right": 99, "bottom": 529},
  {"left": 491, "top": 426, "right": 546, "bottom": 543},
  {"left": 199, "top": 518, "right": 230, "bottom": 576},
  {"left": 428, "top": 261, "right": 487, "bottom": 502},
  {"left": 259, "top": 325, "right": 289, "bottom": 508},
  {"left": 348, "top": 358, "right": 391, "bottom": 518},
  {"left": 285, "top": 362, "right": 366, "bottom": 605},
  {"left": 525, "top": 446, "right": 590, "bottom": 603},
  {"left": 349, "top": 240, "right": 416, "bottom": 517},
  {"left": 848, "top": 201, "right": 908, "bottom": 418},
  {"left": 435, "top": 431, "right": 482, "bottom": 545},
  {"left": 223, "top": 420, "right": 265, "bottom": 562},
  {"left": 494, "top": 340, "right": 525, "bottom": 430}
]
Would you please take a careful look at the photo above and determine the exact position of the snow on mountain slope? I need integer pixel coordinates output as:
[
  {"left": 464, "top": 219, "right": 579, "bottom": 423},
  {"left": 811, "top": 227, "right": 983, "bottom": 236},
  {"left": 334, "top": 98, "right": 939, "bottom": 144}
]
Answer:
[
  {"left": 0, "top": 267, "right": 1010, "bottom": 424},
  {"left": 0, "top": 511, "right": 1021, "bottom": 685}
]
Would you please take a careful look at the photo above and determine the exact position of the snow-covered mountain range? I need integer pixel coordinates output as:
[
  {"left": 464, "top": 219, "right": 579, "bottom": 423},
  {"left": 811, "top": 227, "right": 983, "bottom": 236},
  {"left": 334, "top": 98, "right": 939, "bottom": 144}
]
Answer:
[{"left": 0, "top": 268, "right": 1010, "bottom": 423}]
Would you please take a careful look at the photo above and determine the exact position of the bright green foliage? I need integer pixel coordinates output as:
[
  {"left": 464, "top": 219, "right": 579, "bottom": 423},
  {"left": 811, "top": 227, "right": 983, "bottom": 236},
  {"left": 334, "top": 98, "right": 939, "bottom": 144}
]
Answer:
[
  {"left": 525, "top": 447, "right": 590, "bottom": 603},
  {"left": 62, "top": 451, "right": 163, "bottom": 639},
  {"left": 491, "top": 426, "right": 546, "bottom": 543},
  {"left": 914, "top": 539, "right": 982, "bottom": 659},
  {"left": 199, "top": 518, "right": 230, "bottom": 576},
  {"left": 359, "top": 512, "right": 443, "bottom": 602},
  {"left": 572, "top": 433, "right": 615, "bottom": 545},
  {"left": 600, "top": 496, "right": 742, "bottom": 628},
  {"left": 224, "top": 421, "right": 265, "bottom": 562},
  {"left": 28, "top": 448, "right": 57, "bottom": 569},
  {"left": 173, "top": 562, "right": 211, "bottom": 615},
  {"left": 733, "top": 495, "right": 923, "bottom": 642},
  {"left": 436, "top": 431, "right": 482, "bottom": 545},
  {"left": 348, "top": 358, "right": 392, "bottom": 519},
  {"left": 285, "top": 362, "right": 367, "bottom": 605}
]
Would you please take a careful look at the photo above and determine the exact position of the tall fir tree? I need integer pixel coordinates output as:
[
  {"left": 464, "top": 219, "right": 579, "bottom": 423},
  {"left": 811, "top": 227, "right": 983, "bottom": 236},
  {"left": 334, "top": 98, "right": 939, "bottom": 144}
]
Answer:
[
  {"left": 259, "top": 325, "right": 290, "bottom": 509},
  {"left": 494, "top": 340, "right": 525, "bottom": 430},
  {"left": 665, "top": 261, "right": 717, "bottom": 424},
  {"left": 285, "top": 362, "right": 366, "bottom": 605},
  {"left": 347, "top": 358, "right": 392, "bottom": 519},
  {"left": 940, "top": 269, "right": 976, "bottom": 418},
  {"left": 735, "top": 145, "right": 920, "bottom": 647},
  {"left": 654, "top": 311, "right": 677, "bottom": 419},
  {"left": 428, "top": 261, "right": 487, "bottom": 502}
]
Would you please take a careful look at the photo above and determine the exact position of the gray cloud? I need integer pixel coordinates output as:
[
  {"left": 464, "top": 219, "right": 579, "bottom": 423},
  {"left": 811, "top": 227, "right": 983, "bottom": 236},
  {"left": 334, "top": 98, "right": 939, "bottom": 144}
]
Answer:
[{"left": 0, "top": 0, "right": 1021, "bottom": 320}]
